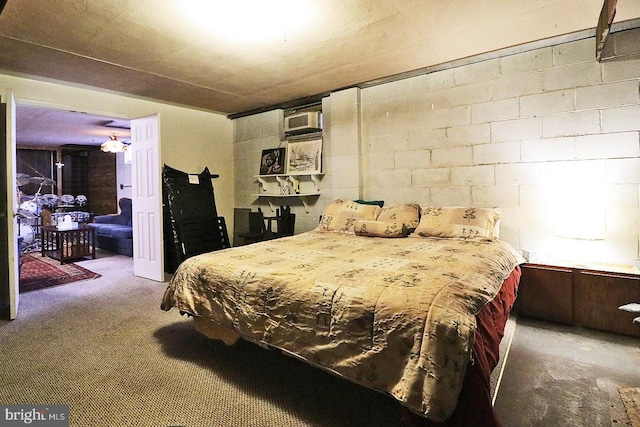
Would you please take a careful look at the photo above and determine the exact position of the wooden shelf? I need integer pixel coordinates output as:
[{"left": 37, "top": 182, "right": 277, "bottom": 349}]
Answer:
[{"left": 253, "top": 173, "right": 323, "bottom": 212}]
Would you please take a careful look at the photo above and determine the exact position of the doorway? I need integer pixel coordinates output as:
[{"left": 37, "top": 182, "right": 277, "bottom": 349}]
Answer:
[{"left": 15, "top": 104, "right": 132, "bottom": 291}]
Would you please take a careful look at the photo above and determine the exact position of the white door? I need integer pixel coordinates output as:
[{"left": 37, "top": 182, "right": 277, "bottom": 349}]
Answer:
[
  {"left": 1, "top": 92, "right": 19, "bottom": 318},
  {"left": 131, "top": 114, "right": 164, "bottom": 281}
]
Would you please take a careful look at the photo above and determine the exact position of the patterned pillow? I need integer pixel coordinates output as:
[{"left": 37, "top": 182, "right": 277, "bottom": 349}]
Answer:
[
  {"left": 411, "top": 206, "right": 501, "bottom": 241},
  {"left": 316, "top": 199, "right": 382, "bottom": 233},
  {"left": 377, "top": 204, "right": 420, "bottom": 231},
  {"left": 353, "top": 220, "right": 407, "bottom": 238}
]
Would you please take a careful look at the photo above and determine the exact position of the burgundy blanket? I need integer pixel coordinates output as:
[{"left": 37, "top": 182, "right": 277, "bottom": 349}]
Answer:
[{"left": 403, "top": 265, "right": 521, "bottom": 427}]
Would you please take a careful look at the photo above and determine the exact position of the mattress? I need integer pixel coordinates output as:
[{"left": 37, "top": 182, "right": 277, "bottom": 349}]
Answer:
[{"left": 161, "top": 230, "right": 524, "bottom": 421}]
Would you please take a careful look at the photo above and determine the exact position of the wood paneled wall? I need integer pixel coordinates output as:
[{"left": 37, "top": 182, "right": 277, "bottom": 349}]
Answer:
[
  {"left": 87, "top": 150, "right": 117, "bottom": 215},
  {"left": 17, "top": 147, "right": 117, "bottom": 216}
]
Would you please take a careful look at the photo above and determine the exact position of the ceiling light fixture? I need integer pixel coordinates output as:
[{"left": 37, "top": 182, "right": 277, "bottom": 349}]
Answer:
[
  {"left": 101, "top": 135, "right": 128, "bottom": 153},
  {"left": 182, "top": 0, "right": 315, "bottom": 43}
]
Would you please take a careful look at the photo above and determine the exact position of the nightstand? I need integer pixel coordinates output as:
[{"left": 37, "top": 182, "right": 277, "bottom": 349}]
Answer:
[{"left": 517, "top": 263, "right": 640, "bottom": 337}]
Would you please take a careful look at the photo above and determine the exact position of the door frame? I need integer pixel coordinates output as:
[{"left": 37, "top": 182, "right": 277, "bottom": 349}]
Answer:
[
  {"left": 2, "top": 91, "right": 19, "bottom": 319},
  {"left": 4, "top": 97, "right": 162, "bottom": 318}
]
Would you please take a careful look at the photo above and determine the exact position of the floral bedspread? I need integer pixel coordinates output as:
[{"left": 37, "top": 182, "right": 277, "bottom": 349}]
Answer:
[{"left": 161, "top": 231, "right": 524, "bottom": 421}]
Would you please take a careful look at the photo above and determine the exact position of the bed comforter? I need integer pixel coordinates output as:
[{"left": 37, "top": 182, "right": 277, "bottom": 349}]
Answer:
[{"left": 161, "top": 230, "right": 524, "bottom": 421}]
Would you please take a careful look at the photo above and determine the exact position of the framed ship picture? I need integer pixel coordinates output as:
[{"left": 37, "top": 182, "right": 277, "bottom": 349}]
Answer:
[{"left": 286, "top": 139, "right": 322, "bottom": 174}]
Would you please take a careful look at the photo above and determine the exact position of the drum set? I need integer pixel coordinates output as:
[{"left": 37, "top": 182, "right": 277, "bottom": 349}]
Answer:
[{"left": 16, "top": 173, "right": 88, "bottom": 253}]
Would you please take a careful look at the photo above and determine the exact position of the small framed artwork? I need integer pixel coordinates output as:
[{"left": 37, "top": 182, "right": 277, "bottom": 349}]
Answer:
[
  {"left": 286, "top": 138, "right": 322, "bottom": 174},
  {"left": 259, "top": 148, "right": 286, "bottom": 175}
]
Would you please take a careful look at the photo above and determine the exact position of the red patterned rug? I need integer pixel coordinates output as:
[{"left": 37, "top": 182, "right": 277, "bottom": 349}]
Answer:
[{"left": 19, "top": 252, "right": 101, "bottom": 293}]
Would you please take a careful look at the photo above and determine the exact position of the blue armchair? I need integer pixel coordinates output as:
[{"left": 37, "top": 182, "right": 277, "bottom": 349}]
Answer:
[{"left": 89, "top": 198, "right": 133, "bottom": 256}]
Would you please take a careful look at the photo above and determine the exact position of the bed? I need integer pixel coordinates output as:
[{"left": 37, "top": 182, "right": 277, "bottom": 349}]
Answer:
[{"left": 161, "top": 201, "right": 525, "bottom": 425}]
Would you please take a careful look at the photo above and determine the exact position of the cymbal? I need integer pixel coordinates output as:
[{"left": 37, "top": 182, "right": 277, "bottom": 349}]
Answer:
[
  {"left": 29, "top": 176, "right": 56, "bottom": 186},
  {"left": 17, "top": 209, "right": 37, "bottom": 219},
  {"left": 16, "top": 173, "right": 32, "bottom": 186}
]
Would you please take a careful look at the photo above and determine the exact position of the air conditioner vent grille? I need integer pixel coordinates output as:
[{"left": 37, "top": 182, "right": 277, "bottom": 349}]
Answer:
[{"left": 288, "top": 115, "right": 309, "bottom": 128}]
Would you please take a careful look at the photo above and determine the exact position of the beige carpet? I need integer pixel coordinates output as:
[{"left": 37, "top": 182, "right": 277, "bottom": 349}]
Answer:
[
  {"left": 0, "top": 249, "right": 523, "bottom": 427},
  {"left": 0, "top": 251, "right": 405, "bottom": 426},
  {"left": 620, "top": 387, "right": 640, "bottom": 427}
]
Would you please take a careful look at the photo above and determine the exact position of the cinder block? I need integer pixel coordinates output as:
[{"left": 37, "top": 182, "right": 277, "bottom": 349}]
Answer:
[
  {"left": 331, "top": 103, "right": 360, "bottom": 124},
  {"left": 603, "top": 55, "right": 640, "bottom": 82},
  {"left": 521, "top": 137, "right": 576, "bottom": 162},
  {"left": 496, "top": 163, "right": 547, "bottom": 185},
  {"left": 332, "top": 155, "right": 359, "bottom": 172},
  {"left": 492, "top": 72, "right": 543, "bottom": 100},
  {"left": 412, "top": 168, "right": 451, "bottom": 187},
  {"left": 395, "top": 150, "right": 431, "bottom": 170},
  {"left": 542, "top": 110, "right": 600, "bottom": 137},
  {"left": 576, "top": 81, "right": 640, "bottom": 110},
  {"left": 426, "top": 68, "right": 455, "bottom": 91},
  {"left": 491, "top": 117, "right": 542, "bottom": 142},
  {"left": 408, "top": 128, "right": 447, "bottom": 150},
  {"left": 451, "top": 165, "right": 495, "bottom": 186},
  {"left": 364, "top": 134, "right": 400, "bottom": 153},
  {"left": 474, "top": 141, "right": 521, "bottom": 164},
  {"left": 362, "top": 84, "right": 395, "bottom": 103},
  {"left": 606, "top": 208, "right": 640, "bottom": 234},
  {"left": 425, "top": 106, "right": 471, "bottom": 129},
  {"left": 432, "top": 146, "right": 473, "bottom": 167},
  {"left": 606, "top": 158, "right": 640, "bottom": 184},
  {"left": 575, "top": 132, "right": 640, "bottom": 160},
  {"left": 332, "top": 170, "right": 360, "bottom": 188},
  {"left": 552, "top": 39, "right": 593, "bottom": 66},
  {"left": 501, "top": 47, "right": 554, "bottom": 76},
  {"left": 601, "top": 105, "right": 640, "bottom": 133},
  {"left": 543, "top": 62, "right": 602, "bottom": 91},
  {"left": 331, "top": 188, "right": 361, "bottom": 200},
  {"left": 361, "top": 98, "right": 402, "bottom": 121},
  {"left": 369, "top": 187, "right": 426, "bottom": 207},
  {"left": 547, "top": 159, "right": 606, "bottom": 184},
  {"left": 472, "top": 185, "right": 520, "bottom": 207},
  {"left": 602, "top": 184, "right": 640, "bottom": 208},
  {"left": 363, "top": 169, "right": 411, "bottom": 188},
  {"left": 520, "top": 89, "right": 575, "bottom": 118},
  {"left": 419, "top": 89, "right": 450, "bottom": 111},
  {"left": 363, "top": 152, "right": 395, "bottom": 171},
  {"left": 330, "top": 125, "right": 360, "bottom": 157},
  {"left": 431, "top": 186, "right": 472, "bottom": 206},
  {"left": 519, "top": 185, "right": 550, "bottom": 206},
  {"left": 447, "top": 123, "right": 491, "bottom": 146},
  {"left": 611, "top": 27, "right": 640, "bottom": 57},
  {"left": 331, "top": 87, "right": 361, "bottom": 107},
  {"left": 472, "top": 98, "right": 519, "bottom": 123},
  {"left": 454, "top": 58, "right": 501, "bottom": 86},
  {"left": 502, "top": 206, "right": 547, "bottom": 232},
  {"left": 447, "top": 82, "right": 491, "bottom": 107}
]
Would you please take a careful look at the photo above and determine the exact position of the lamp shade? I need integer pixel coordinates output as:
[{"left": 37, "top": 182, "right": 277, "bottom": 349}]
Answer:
[{"left": 101, "top": 135, "right": 127, "bottom": 153}]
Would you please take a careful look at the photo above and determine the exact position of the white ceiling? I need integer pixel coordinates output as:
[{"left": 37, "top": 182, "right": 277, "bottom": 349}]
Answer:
[
  {"left": 15, "top": 105, "right": 130, "bottom": 148},
  {"left": 2, "top": 0, "right": 640, "bottom": 146}
]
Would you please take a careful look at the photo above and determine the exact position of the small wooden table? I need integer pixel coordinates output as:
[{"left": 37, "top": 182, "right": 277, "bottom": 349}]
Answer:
[{"left": 41, "top": 224, "right": 96, "bottom": 264}]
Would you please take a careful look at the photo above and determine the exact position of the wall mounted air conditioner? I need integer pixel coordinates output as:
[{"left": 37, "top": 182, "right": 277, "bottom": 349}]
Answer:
[{"left": 284, "top": 111, "right": 322, "bottom": 135}]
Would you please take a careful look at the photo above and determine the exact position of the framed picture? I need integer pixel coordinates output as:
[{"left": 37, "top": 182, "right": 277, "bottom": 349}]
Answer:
[
  {"left": 286, "top": 139, "right": 322, "bottom": 174},
  {"left": 259, "top": 148, "right": 286, "bottom": 175}
]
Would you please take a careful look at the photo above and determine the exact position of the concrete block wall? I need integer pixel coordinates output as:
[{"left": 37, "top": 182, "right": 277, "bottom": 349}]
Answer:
[
  {"left": 233, "top": 109, "right": 330, "bottom": 235},
  {"left": 360, "top": 33, "right": 640, "bottom": 266},
  {"left": 233, "top": 30, "right": 640, "bottom": 266}
]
